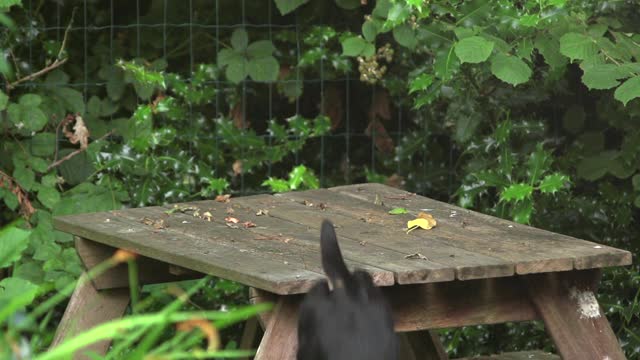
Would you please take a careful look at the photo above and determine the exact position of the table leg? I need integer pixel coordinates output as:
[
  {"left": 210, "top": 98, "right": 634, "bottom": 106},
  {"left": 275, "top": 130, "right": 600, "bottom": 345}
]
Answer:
[
  {"left": 525, "top": 270, "right": 626, "bottom": 360},
  {"left": 399, "top": 330, "right": 449, "bottom": 360},
  {"left": 254, "top": 295, "right": 300, "bottom": 360},
  {"left": 50, "top": 272, "right": 130, "bottom": 360}
]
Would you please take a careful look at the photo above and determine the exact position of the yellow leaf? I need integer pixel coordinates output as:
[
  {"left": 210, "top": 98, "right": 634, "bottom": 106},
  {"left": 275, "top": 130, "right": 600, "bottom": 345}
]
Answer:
[{"left": 406, "top": 216, "right": 436, "bottom": 234}]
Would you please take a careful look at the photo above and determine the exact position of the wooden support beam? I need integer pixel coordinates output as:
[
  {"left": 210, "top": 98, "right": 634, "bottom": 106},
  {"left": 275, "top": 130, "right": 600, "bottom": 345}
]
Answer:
[
  {"left": 388, "top": 277, "right": 537, "bottom": 331},
  {"left": 526, "top": 270, "right": 626, "bottom": 360},
  {"left": 75, "top": 237, "right": 200, "bottom": 290},
  {"left": 50, "top": 272, "right": 130, "bottom": 359},
  {"left": 254, "top": 295, "right": 300, "bottom": 360}
]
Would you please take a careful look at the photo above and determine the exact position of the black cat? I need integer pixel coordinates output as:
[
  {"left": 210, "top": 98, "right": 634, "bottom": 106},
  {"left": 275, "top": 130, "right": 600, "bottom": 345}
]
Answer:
[{"left": 296, "top": 220, "right": 398, "bottom": 360}]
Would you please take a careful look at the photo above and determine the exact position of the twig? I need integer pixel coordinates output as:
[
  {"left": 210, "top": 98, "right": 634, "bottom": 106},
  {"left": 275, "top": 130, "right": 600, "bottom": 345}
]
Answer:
[
  {"left": 5, "top": 7, "right": 76, "bottom": 91},
  {"left": 47, "top": 130, "right": 113, "bottom": 171},
  {"left": 384, "top": 193, "right": 416, "bottom": 200},
  {"left": 53, "top": 114, "right": 75, "bottom": 164}
]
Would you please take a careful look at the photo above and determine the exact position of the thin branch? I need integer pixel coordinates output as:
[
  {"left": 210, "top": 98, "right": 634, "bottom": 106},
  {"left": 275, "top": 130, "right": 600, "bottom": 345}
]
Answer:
[
  {"left": 47, "top": 131, "right": 114, "bottom": 172},
  {"left": 6, "top": 58, "right": 68, "bottom": 91},
  {"left": 5, "top": 7, "right": 76, "bottom": 91}
]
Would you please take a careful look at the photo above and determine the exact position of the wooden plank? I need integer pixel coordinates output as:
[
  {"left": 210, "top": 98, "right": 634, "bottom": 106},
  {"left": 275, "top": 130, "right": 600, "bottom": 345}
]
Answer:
[
  {"left": 257, "top": 190, "right": 514, "bottom": 281},
  {"left": 254, "top": 295, "right": 300, "bottom": 360},
  {"left": 137, "top": 201, "right": 395, "bottom": 287},
  {"left": 55, "top": 212, "right": 323, "bottom": 295},
  {"left": 50, "top": 272, "right": 130, "bottom": 359},
  {"left": 525, "top": 270, "right": 626, "bottom": 360},
  {"left": 332, "top": 183, "right": 632, "bottom": 273},
  {"left": 75, "top": 237, "right": 200, "bottom": 290},
  {"left": 229, "top": 194, "right": 454, "bottom": 284},
  {"left": 456, "top": 351, "right": 559, "bottom": 360},
  {"left": 387, "top": 277, "right": 537, "bottom": 331}
]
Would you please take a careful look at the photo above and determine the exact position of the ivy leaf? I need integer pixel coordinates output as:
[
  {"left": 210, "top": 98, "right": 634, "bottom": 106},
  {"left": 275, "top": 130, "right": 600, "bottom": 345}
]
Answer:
[
  {"left": 248, "top": 56, "right": 279, "bottom": 82},
  {"left": 519, "top": 14, "right": 539, "bottom": 28},
  {"left": 539, "top": 173, "right": 569, "bottom": 193},
  {"left": 559, "top": 32, "right": 596, "bottom": 62},
  {"left": 0, "top": 91, "right": 7, "bottom": 110},
  {"left": 454, "top": 36, "right": 494, "bottom": 64},
  {"left": 393, "top": 24, "right": 417, "bottom": 49},
  {"left": 217, "top": 48, "right": 238, "bottom": 67},
  {"left": 0, "top": 277, "right": 39, "bottom": 314},
  {"left": 56, "top": 87, "right": 85, "bottom": 114},
  {"left": 29, "top": 132, "right": 56, "bottom": 156},
  {"left": 632, "top": 174, "right": 640, "bottom": 191},
  {"left": 389, "top": 207, "right": 408, "bottom": 215},
  {"left": 274, "top": 0, "right": 309, "bottom": 15},
  {"left": 576, "top": 150, "right": 618, "bottom": 180},
  {"left": 409, "top": 74, "right": 433, "bottom": 94},
  {"left": 230, "top": 28, "right": 249, "bottom": 50},
  {"left": 614, "top": 76, "right": 640, "bottom": 106},
  {"left": 226, "top": 58, "right": 249, "bottom": 83},
  {"left": 535, "top": 36, "right": 567, "bottom": 69},
  {"left": 19, "top": 93, "right": 42, "bottom": 107},
  {"left": 500, "top": 183, "right": 534, "bottom": 202},
  {"left": 13, "top": 166, "right": 35, "bottom": 191},
  {"left": 490, "top": 53, "right": 532, "bottom": 86},
  {"left": 341, "top": 36, "right": 370, "bottom": 57},
  {"left": 38, "top": 186, "right": 61, "bottom": 210},
  {"left": 362, "top": 20, "right": 380, "bottom": 42},
  {"left": 581, "top": 64, "right": 623, "bottom": 90},
  {"left": 247, "top": 40, "right": 276, "bottom": 58},
  {"left": 0, "top": 225, "right": 30, "bottom": 268}
]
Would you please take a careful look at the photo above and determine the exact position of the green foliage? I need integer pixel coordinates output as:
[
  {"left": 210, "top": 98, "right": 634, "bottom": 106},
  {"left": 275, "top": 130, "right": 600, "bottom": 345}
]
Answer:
[
  {"left": 262, "top": 165, "right": 320, "bottom": 192},
  {"left": 217, "top": 29, "right": 280, "bottom": 83}
]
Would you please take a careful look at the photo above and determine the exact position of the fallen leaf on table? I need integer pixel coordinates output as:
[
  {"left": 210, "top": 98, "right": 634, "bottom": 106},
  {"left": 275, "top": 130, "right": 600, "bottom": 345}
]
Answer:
[
  {"left": 256, "top": 209, "right": 269, "bottom": 216},
  {"left": 140, "top": 217, "right": 168, "bottom": 230},
  {"left": 215, "top": 194, "right": 231, "bottom": 203},
  {"left": 243, "top": 221, "right": 256, "bottom": 228},
  {"left": 406, "top": 213, "right": 437, "bottom": 234},
  {"left": 374, "top": 194, "right": 383, "bottom": 206},
  {"left": 388, "top": 207, "right": 408, "bottom": 215},
  {"left": 202, "top": 212, "right": 213, "bottom": 222},
  {"left": 405, "top": 253, "right": 429, "bottom": 260},
  {"left": 164, "top": 204, "right": 199, "bottom": 215},
  {"left": 226, "top": 207, "right": 235, "bottom": 214},
  {"left": 225, "top": 216, "right": 240, "bottom": 224}
]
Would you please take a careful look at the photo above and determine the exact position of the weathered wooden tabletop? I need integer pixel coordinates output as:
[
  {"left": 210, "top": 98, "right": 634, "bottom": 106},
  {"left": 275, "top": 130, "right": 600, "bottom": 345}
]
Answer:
[{"left": 54, "top": 183, "right": 632, "bottom": 295}]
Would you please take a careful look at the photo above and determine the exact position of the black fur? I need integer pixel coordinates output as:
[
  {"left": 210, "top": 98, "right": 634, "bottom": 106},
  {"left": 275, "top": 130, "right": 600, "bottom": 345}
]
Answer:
[{"left": 296, "top": 220, "right": 398, "bottom": 360}]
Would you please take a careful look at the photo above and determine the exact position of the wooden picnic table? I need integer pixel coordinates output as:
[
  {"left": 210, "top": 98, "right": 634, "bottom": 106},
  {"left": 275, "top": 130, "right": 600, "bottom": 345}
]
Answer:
[{"left": 52, "top": 183, "right": 632, "bottom": 360}]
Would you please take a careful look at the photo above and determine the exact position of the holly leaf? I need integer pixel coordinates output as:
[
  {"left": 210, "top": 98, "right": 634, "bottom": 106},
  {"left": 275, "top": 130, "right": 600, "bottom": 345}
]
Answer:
[
  {"left": 388, "top": 207, "right": 408, "bottom": 215},
  {"left": 490, "top": 53, "right": 532, "bottom": 86},
  {"left": 262, "top": 178, "right": 290, "bottom": 192},
  {"left": 409, "top": 74, "right": 433, "bottom": 94},
  {"left": 559, "top": 32, "right": 596, "bottom": 62},
  {"left": 0, "top": 225, "right": 30, "bottom": 268},
  {"left": 512, "top": 199, "right": 533, "bottom": 224},
  {"left": 454, "top": 36, "right": 494, "bottom": 64},
  {"left": 614, "top": 76, "right": 640, "bottom": 106},
  {"left": 527, "top": 144, "right": 552, "bottom": 184},
  {"left": 500, "top": 183, "right": 533, "bottom": 202},
  {"left": 539, "top": 173, "right": 569, "bottom": 193}
]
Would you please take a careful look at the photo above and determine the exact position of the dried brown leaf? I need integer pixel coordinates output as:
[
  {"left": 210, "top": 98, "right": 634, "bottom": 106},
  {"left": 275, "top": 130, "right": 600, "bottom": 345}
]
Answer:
[
  {"left": 232, "top": 160, "right": 243, "bottom": 176},
  {"left": 215, "top": 194, "right": 231, "bottom": 203},
  {"left": 224, "top": 216, "right": 240, "bottom": 224},
  {"left": 321, "top": 85, "right": 343, "bottom": 130},
  {"left": 229, "top": 101, "right": 249, "bottom": 129},
  {"left": 242, "top": 221, "right": 256, "bottom": 228},
  {"left": 176, "top": 319, "right": 220, "bottom": 351},
  {"left": 64, "top": 115, "right": 90, "bottom": 150}
]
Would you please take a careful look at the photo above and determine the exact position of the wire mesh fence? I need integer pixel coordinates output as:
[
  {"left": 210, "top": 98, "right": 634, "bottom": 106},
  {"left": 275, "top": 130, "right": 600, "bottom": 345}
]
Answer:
[{"left": 9, "top": 0, "right": 454, "bottom": 199}]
